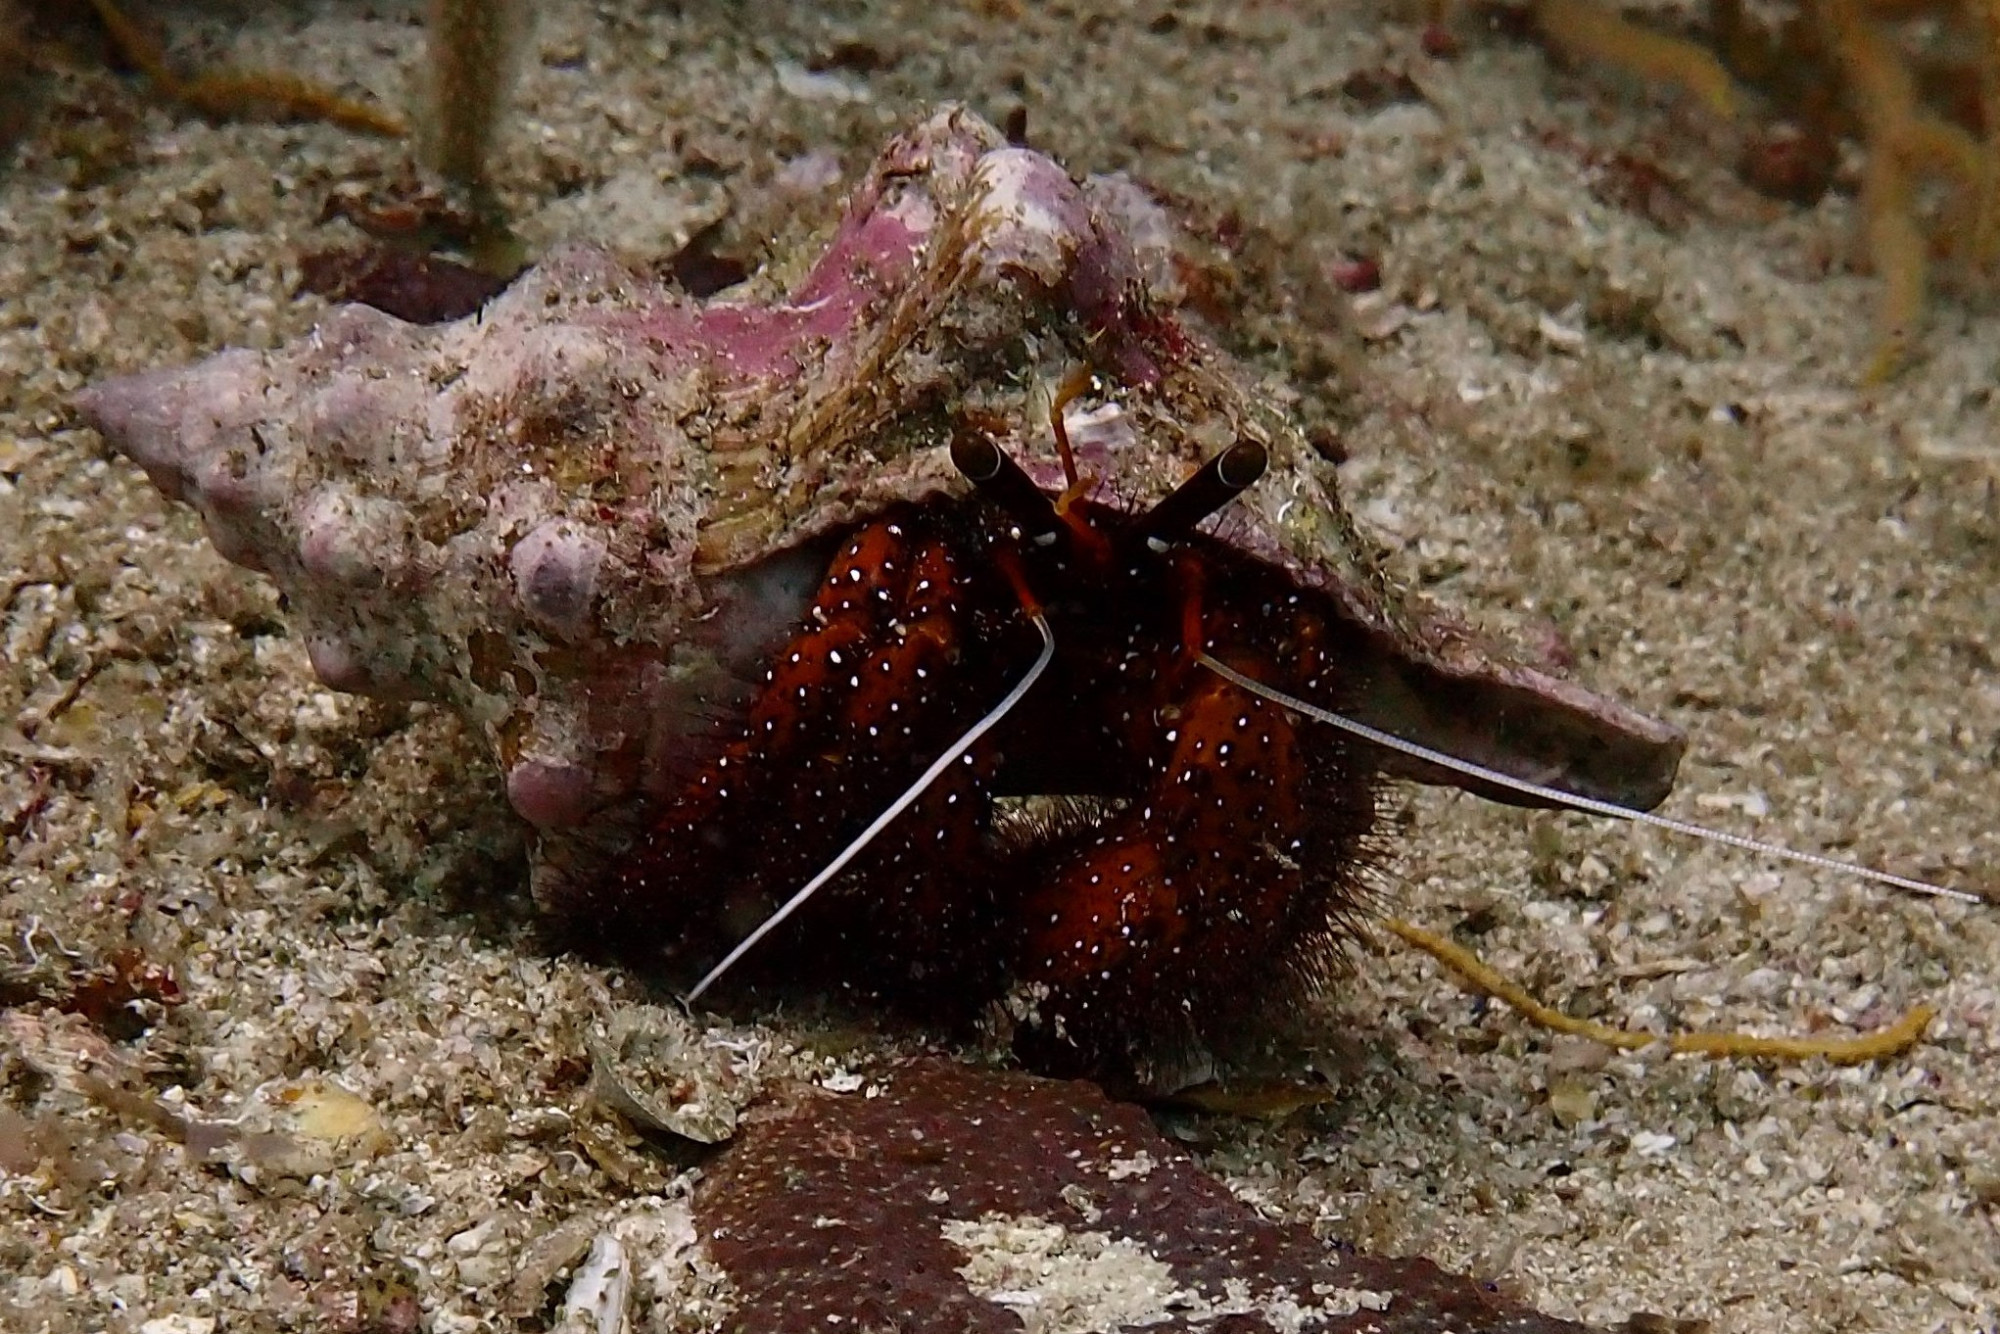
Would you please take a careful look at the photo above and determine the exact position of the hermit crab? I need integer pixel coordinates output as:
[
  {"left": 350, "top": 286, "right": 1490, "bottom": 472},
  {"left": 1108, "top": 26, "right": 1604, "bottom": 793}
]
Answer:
[
  {"left": 569, "top": 413, "right": 1392, "bottom": 1075},
  {"left": 75, "top": 108, "right": 1966, "bottom": 1080}
]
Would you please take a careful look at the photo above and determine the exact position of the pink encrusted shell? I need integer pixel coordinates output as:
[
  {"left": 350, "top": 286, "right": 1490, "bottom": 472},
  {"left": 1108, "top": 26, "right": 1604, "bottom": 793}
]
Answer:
[{"left": 77, "top": 106, "right": 1684, "bottom": 901}]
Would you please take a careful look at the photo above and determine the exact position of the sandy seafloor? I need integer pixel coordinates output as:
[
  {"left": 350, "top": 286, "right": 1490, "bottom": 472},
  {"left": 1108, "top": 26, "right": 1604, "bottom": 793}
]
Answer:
[{"left": 2, "top": 1, "right": 1998, "bottom": 1331}]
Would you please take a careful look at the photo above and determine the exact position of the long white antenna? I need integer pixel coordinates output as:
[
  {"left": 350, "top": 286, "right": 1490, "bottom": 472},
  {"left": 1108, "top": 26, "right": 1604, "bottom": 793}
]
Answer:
[
  {"left": 1197, "top": 653, "right": 1981, "bottom": 906},
  {"left": 686, "top": 612, "right": 1059, "bottom": 1004}
]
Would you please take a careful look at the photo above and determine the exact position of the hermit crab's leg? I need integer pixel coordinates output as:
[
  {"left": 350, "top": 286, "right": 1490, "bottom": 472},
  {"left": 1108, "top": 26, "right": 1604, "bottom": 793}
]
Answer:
[
  {"left": 1011, "top": 668, "right": 1297, "bottom": 984},
  {"left": 1006, "top": 630, "right": 1375, "bottom": 1062},
  {"left": 1006, "top": 588, "right": 1370, "bottom": 1063},
  {"left": 568, "top": 511, "right": 1026, "bottom": 978},
  {"left": 685, "top": 532, "right": 1051, "bottom": 1002},
  {"left": 687, "top": 605, "right": 1055, "bottom": 1003}
]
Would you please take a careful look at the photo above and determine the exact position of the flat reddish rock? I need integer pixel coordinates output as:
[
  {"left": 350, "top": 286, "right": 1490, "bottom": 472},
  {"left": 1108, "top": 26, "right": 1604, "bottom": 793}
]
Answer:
[{"left": 696, "top": 1059, "right": 1598, "bottom": 1334}]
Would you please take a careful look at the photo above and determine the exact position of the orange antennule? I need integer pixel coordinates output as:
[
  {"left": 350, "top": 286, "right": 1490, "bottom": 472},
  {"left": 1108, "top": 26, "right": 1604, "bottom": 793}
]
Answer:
[{"left": 1048, "top": 364, "right": 1097, "bottom": 492}]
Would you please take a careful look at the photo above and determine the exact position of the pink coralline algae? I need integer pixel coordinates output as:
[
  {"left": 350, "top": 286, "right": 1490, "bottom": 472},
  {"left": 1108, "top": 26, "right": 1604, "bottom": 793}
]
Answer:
[
  {"left": 698, "top": 1058, "right": 1600, "bottom": 1333},
  {"left": 77, "top": 106, "right": 1684, "bottom": 912}
]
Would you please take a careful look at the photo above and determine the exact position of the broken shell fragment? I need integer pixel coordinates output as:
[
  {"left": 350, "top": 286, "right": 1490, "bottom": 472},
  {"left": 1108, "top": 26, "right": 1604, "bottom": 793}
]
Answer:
[
  {"left": 585, "top": 1004, "right": 750, "bottom": 1146},
  {"left": 557, "top": 1233, "right": 630, "bottom": 1334}
]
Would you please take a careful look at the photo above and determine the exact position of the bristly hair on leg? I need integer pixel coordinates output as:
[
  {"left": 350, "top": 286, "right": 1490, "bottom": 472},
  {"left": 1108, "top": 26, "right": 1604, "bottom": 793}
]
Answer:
[{"left": 685, "top": 611, "right": 1058, "bottom": 1004}]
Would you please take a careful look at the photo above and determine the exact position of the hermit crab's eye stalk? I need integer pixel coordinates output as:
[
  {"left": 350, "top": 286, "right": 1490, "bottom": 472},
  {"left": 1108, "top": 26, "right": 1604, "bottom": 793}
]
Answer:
[
  {"left": 1198, "top": 653, "right": 1983, "bottom": 907},
  {"left": 1136, "top": 438, "right": 1270, "bottom": 550},
  {"left": 685, "top": 611, "right": 1060, "bottom": 1005},
  {"left": 951, "top": 427, "right": 1061, "bottom": 541}
]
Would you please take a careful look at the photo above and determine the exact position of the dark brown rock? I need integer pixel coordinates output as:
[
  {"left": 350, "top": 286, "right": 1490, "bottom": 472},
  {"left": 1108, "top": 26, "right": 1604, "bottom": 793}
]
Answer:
[{"left": 697, "top": 1059, "right": 1599, "bottom": 1334}]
